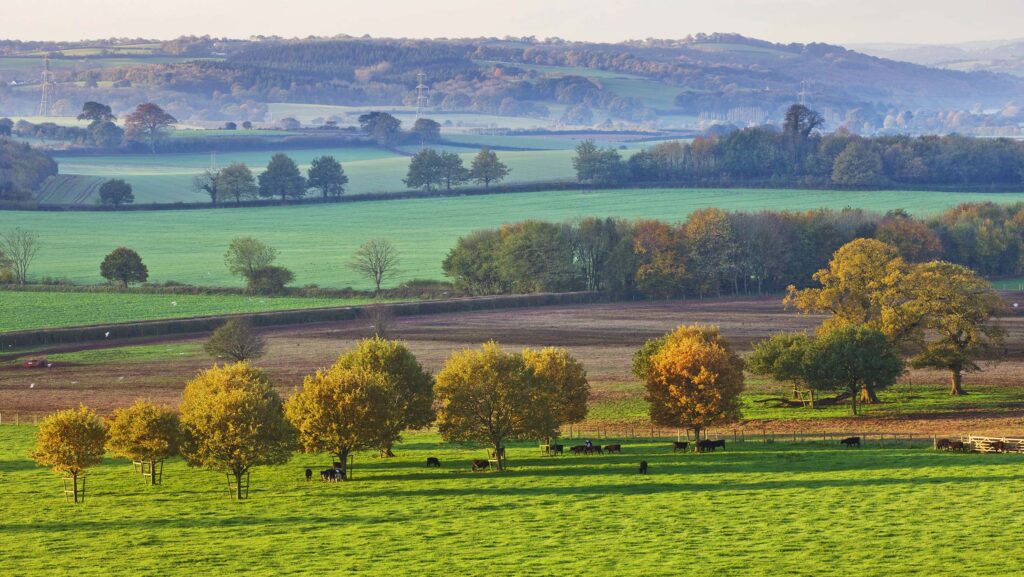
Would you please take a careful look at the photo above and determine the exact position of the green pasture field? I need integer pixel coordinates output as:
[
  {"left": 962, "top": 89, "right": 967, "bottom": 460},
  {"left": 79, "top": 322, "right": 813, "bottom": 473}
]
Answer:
[
  {"left": 4, "top": 187, "right": 1024, "bottom": 289},
  {"left": 42, "top": 148, "right": 579, "bottom": 204},
  {"left": 475, "top": 60, "right": 684, "bottom": 110},
  {"left": 1, "top": 426, "right": 1021, "bottom": 576},
  {"left": 588, "top": 381, "right": 1024, "bottom": 423},
  {"left": 0, "top": 292, "right": 381, "bottom": 332}
]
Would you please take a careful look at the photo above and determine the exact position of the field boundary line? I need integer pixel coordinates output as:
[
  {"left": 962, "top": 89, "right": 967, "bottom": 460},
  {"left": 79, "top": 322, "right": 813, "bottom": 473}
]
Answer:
[{"left": 0, "top": 291, "right": 601, "bottom": 351}]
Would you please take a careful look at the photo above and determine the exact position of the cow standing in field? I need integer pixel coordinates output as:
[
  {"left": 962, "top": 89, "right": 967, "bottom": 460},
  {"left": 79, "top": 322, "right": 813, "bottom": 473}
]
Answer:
[
  {"left": 639, "top": 461, "right": 649, "bottom": 474},
  {"left": 426, "top": 457, "right": 441, "bottom": 467},
  {"left": 840, "top": 437, "right": 861, "bottom": 448},
  {"left": 549, "top": 444, "right": 564, "bottom": 455},
  {"left": 585, "top": 445, "right": 603, "bottom": 455},
  {"left": 672, "top": 441, "right": 689, "bottom": 453},
  {"left": 305, "top": 468, "right": 313, "bottom": 481},
  {"left": 471, "top": 459, "right": 489, "bottom": 472},
  {"left": 570, "top": 445, "right": 586, "bottom": 455},
  {"left": 604, "top": 444, "right": 622, "bottom": 454},
  {"left": 698, "top": 439, "right": 725, "bottom": 452}
]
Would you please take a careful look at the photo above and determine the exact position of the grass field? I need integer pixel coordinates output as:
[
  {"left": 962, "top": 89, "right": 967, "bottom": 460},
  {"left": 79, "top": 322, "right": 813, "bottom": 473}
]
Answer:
[
  {"left": 1, "top": 426, "right": 1022, "bottom": 576},
  {"left": 5, "top": 188, "right": 1024, "bottom": 288},
  {"left": 42, "top": 147, "right": 579, "bottom": 204},
  {"left": 0, "top": 291, "right": 381, "bottom": 332}
]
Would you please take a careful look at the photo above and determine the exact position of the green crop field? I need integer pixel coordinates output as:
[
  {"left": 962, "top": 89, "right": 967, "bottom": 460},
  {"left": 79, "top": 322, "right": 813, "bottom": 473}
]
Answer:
[
  {"left": 0, "top": 291, "right": 381, "bottom": 332},
  {"left": 1, "top": 426, "right": 1021, "bottom": 576},
  {"left": 4, "top": 188, "right": 1024, "bottom": 289},
  {"left": 42, "top": 147, "right": 578, "bottom": 204}
]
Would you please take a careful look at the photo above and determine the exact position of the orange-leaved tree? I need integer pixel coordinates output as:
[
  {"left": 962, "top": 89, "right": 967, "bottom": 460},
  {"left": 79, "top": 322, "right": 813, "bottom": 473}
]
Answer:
[{"left": 640, "top": 325, "right": 745, "bottom": 445}]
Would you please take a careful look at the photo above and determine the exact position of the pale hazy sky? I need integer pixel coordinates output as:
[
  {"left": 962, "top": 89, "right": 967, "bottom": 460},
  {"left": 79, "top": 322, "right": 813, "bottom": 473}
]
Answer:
[{"left": 3, "top": 0, "right": 1020, "bottom": 46}]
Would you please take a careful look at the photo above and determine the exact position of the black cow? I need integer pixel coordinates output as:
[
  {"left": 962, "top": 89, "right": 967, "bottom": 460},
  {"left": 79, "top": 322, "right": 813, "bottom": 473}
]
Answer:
[
  {"left": 472, "top": 459, "right": 490, "bottom": 472},
  {"left": 585, "top": 445, "right": 603, "bottom": 455},
  {"left": 570, "top": 445, "right": 586, "bottom": 455},
  {"left": 604, "top": 444, "right": 622, "bottom": 454},
  {"left": 321, "top": 468, "right": 340, "bottom": 481},
  {"left": 549, "top": 444, "right": 564, "bottom": 455},
  {"left": 672, "top": 441, "right": 689, "bottom": 453},
  {"left": 426, "top": 457, "right": 441, "bottom": 467},
  {"left": 639, "top": 461, "right": 649, "bottom": 474},
  {"left": 936, "top": 438, "right": 953, "bottom": 451},
  {"left": 991, "top": 440, "right": 1008, "bottom": 453},
  {"left": 840, "top": 436, "right": 861, "bottom": 448},
  {"left": 698, "top": 439, "right": 725, "bottom": 452},
  {"left": 304, "top": 468, "right": 313, "bottom": 481}
]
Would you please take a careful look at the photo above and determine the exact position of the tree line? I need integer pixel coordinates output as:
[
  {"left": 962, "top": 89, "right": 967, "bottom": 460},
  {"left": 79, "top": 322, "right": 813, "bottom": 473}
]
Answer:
[
  {"left": 442, "top": 202, "right": 1024, "bottom": 299},
  {"left": 33, "top": 337, "right": 596, "bottom": 500},
  {"left": 574, "top": 105, "right": 1024, "bottom": 189}
]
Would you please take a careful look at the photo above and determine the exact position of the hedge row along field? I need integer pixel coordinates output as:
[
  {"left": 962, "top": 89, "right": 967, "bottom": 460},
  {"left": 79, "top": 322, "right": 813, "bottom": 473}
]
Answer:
[
  {"left": 0, "top": 292, "right": 379, "bottom": 332},
  {"left": 1, "top": 427, "right": 1021, "bottom": 576},
  {"left": 5, "top": 188, "right": 1024, "bottom": 289}
]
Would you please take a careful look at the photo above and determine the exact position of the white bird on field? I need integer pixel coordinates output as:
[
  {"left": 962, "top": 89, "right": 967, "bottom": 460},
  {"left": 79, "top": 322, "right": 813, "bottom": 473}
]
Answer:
[
  {"left": 118, "top": 376, "right": 124, "bottom": 380},
  {"left": 171, "top": 301, "right": 177, "bottom": 306},
  {"left": 29, "top": 383, "right": 35, "bottom": 388},
  {"left": 104, "top": 331, "right": 111, "bottom": 338}
]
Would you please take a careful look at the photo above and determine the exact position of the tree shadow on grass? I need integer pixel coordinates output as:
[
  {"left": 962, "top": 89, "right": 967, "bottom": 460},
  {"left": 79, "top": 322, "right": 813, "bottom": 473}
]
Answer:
[{"left": 322, "top": 473, "right": 1020, "bottom": 502}]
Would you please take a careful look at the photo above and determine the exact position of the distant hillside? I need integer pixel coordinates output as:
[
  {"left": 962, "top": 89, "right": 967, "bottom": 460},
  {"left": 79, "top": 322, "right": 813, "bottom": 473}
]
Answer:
[
  {"left": 854, "top": 38, "right": 1024, "bottom": 77},
  {"left": 1, "top": 34, "right": 1022, "bottom": 133}
]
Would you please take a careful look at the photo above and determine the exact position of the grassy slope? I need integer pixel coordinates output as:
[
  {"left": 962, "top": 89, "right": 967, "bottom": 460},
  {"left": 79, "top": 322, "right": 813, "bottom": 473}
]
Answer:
[
  {"left": 46, "top": 148, "right": 578, "bottom": 204},
  {"left": 1, "top": 426, "right": 1021, "bottom": 576},
  {"left": 4, "top": 188, "right": 1024, "bottom": 289},
  {"left": 0, "top": 292, "right": 381, "bottom": 332}
]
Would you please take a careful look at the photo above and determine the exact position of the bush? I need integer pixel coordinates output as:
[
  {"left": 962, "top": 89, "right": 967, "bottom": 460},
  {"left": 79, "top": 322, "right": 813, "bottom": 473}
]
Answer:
[
  {"left": 204, "top": 318, "right": 266, "bottom": 362},
  {"left": 247, "top": 265, "right": 294, "bottom": 295}
]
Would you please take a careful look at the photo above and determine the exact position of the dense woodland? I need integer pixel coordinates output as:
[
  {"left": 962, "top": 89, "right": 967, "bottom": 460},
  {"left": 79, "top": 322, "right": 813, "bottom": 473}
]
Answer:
[
  {"left": 596, "top": 116, "right": 1024, "bottom": 189},
  {"left": 442, "top": 202, "right": 1024, "bottom": 298},
  {"left": 0, "top": 138, "right": 58, "bottom": 201}
]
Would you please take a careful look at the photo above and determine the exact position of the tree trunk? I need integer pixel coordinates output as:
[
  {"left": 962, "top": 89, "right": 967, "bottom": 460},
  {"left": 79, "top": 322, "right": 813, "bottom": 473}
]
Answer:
[
  {"left": 150, "top": 460, "right": 157, "bottom": 485},
  {"left": 850, "top": 388, "right": 858, "bottom": 415},
  {"left": 950, "top": 370, "right": 966, "bottom": 396},
  {"left": 493, "top": 440, "right": 503, "bottom": 471},
  {"left": 337, "top": 449, "right": 350, "bottom": 481},
  {"left": 234, "top": 469, "right": 244, "bottom": 500},
  {"left": 692, "top": 427, "right": 701, "bottom": 452},
  {"left": 73, "top": 472, "right": 80, "bottom": 503},
  {"left": 859, "top": 385, "right": 880, "bottom": 404}
]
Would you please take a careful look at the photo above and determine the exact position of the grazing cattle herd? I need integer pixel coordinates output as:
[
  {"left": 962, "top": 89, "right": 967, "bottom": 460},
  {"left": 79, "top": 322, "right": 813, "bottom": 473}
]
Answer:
[{"left": 299, "top": 435, "right": 1014, "bottom": 482}]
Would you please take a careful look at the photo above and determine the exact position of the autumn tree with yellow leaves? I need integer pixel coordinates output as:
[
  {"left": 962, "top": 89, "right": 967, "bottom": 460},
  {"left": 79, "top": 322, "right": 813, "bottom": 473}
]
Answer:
[
  {"left": 33, "top": 406, "right": 107, "bottom": 503},
  {"left": 106, "top": 399, "right": 180, "bottom": 484},
  {"left": 522, "top": 347, "right": 591, "bottom": 440},
  {"left": 179, "top": 363, "right": 294, "bottom": 499},
  {"left": 907, "top": 261, "right": 1006, "bottom": 395},
  {"left": 435, "top": 342, "right": 558, "bottom": 470},
  {"left": 331, "top": 337, "right": 435, "bottom": 457},
  {"left": 285, "top": 365, "right": 398, "bottom": 480}
]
